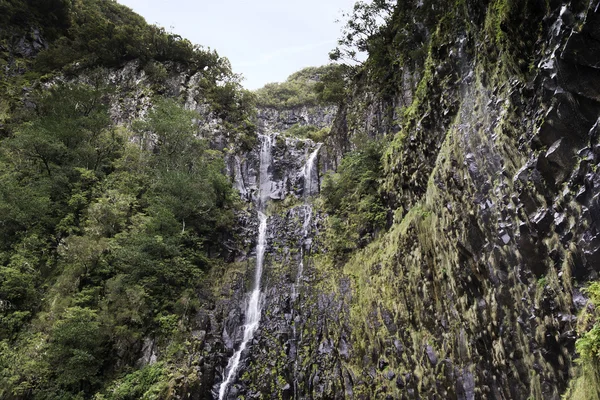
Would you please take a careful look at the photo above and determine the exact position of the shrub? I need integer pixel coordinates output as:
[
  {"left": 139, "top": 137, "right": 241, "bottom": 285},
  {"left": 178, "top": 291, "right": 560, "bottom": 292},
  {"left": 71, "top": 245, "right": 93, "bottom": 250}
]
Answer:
[
  {"left": 322, "top": 140, "right": 386, "bottom": 260},
  {"left": 255, "top": 64, "right": 347, "bottom": 108}
]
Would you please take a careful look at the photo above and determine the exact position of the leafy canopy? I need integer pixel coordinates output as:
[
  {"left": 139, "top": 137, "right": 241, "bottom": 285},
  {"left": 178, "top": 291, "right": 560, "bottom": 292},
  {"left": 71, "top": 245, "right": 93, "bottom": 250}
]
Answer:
[
  {"left": 0, "top": 85, "right": 237, "bottom": 399},
  {"left": 255, "top": 64, "right": 348, "bottom": 109}
]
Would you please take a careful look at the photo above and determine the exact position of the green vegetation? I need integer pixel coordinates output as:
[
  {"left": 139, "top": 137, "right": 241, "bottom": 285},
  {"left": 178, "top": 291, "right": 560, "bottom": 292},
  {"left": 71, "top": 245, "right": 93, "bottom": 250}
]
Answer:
[
  {"left": 0, "top": 0, "right": 220, "bottom": 73},
  {"left": 562, "top": 282, "right": 600, "bottom": 400},
  {"left": 0, "top": 2, "right": 256, "bottom": 398},
  {"left": 1, "top": 0, "right": 256, "bottom": 145},
  {"left": 283, "top": 124, "right": 329, "bottom": 142},
  {"left": 329, "top": 0, "right": 395, "bottom": 63},
  {"left": 0, "top": 83, "right": 237, "bottom": 399},
  {"left": 101, "top": 363, "right": 169, "bottom": 400},
  {"left": 577, "top": 283, "right": 600, "bottom": 360},
  {"left": 0, "top": 0, "right": 71, "bottom": 41},
  {"left": 321, "top": 139, "right": 386, "bottom": 261},
  {"left": 255, "top": 64, "right": 348, "bottom": 108},
  {"left": 2, "top": 0, "right": 597, "bottom": 398}
]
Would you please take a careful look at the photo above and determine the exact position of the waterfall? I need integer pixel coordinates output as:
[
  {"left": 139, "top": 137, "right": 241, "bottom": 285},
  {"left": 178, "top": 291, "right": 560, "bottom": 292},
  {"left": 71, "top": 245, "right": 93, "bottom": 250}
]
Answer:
[
  {"left": 292, "top": 143, "right": 321, "bottom": 299},
  {"left": 258, "top": 134, "right": 273, "bottom": 209},
  {"left": 302, "top": 143, "right": 322, "bottom": 198},
  {"left": 292, "top": 143, "right": 321, "bottom": 398},
  {"left": 218, "top": 134, "right": 273, "bottom": 400},
  {"left": 301, "top": 144, "right": 321, "bottom": 255}
]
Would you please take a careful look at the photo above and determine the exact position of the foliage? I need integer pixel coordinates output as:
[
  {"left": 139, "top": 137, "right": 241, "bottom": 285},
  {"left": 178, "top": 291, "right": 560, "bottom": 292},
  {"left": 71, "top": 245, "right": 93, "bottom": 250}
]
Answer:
[
  {"left": 563, "top": 282, "right": 600, "bottom": 400},
  {"left": 0, "top": 1, "right": 251, "bottom": 398},
  {"left": 255, "top": 65, "right": 345, "bottom": 109},
  {"left": 283, "top": 124, "right": 330, "bottom": 143},
  {"left": 329, "top": 0, "right": 395, "bottom": 63},
  {"left": 285, "top": 124, "right": 319, "bottom": 138},
  {"left": 576, "top": 283, "right": 600, "bottom": 361},
  {"left": 321, "top": 139, "right": 386, "bottom": 261},
  {"left": 1, "top": 0, "right": 223, "bottom": 74},
  {"left": 101, "top": 363, "right": 169, "bottom": 400},
  {"left": 1, "top": 0, "right": 256, "bottom": 147},
  {"left": 29, "top": 0, "right": 221, "bottom": 73},
  {"left": 563, "top": 360, "right": 600, "bottom": 400},
  {"left": 205, "top": 78, "right": 258, "bottom": 151},
  {"left": 0, "top": 84, "right": 237, "bottom": 399},
  {"left": 313, "top": 64, "right": 351, "bottom": 104},
  {"left": 0, "top": 0, "right": 71, "bottom": 41},
  {"left": 47, "top": 307, "right": 107, "bottom": 391}
]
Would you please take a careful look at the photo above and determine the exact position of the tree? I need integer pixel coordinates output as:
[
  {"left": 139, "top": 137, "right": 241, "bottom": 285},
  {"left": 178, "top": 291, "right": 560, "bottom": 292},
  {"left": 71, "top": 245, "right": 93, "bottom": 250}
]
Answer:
[
  {"left": 6, "top": 82, "right": 119, "bottom": 176},
  {"left": 314, "top": 64, "right": 352, "bottom": 104},
  {"left": 329, "top": 0, "right": 396, "bottom": 63},
  {"left": 134, "top": 98, "right": 235, "bottom": 236},
  {"left": 47, "top": 307, "right": 106, "bottom": 391}
]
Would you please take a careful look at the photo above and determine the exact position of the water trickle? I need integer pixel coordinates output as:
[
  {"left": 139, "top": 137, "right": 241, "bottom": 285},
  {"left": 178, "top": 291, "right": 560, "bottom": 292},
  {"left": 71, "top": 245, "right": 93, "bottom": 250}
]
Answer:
[
  {"left": 218, "top": 134, "right": 273, "bottom": 400},
  {"left": 292, "top": 142, "right": 321, "bottom": 398},
  {"left": 233, "top": 155, "right": 247, "bottom": 200},
  {"left": 292, "top": 144, "right": 321, "bottom": 299}
]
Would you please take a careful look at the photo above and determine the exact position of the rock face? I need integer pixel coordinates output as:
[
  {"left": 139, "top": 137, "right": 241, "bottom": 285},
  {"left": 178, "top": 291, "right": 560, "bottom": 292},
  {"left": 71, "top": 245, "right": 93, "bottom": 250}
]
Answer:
[
  {"left": 206, "top": 1, "right": 600, "bottom": 400},
  {"left": 207, "top": 104, "right": 332, "bottom": 399},
  {"left": 227, "top": 134, "right": 324, "bottom": 205},
  {"left": 257, "top": 105, "right": 336, "bottom": 133}
]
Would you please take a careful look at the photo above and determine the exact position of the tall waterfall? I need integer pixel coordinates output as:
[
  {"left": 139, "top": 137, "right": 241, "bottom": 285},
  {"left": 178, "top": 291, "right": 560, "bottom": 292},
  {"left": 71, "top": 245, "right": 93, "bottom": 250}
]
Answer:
[{"left": 218, "top": 134, "right": 273, "bottom": 400}]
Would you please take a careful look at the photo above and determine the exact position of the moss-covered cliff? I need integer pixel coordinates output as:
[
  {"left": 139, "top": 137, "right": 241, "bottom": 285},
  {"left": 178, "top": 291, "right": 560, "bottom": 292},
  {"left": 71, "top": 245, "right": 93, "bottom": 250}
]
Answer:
[{"left": 227, "top": 0, "right": 600, "bottom": 399}]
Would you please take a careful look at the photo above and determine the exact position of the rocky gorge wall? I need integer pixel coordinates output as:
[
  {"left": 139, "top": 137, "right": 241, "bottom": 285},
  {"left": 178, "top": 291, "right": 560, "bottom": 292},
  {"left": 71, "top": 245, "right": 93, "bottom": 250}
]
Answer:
[{"left": 204, "top": 1, "right": 600, "bottom": 399}]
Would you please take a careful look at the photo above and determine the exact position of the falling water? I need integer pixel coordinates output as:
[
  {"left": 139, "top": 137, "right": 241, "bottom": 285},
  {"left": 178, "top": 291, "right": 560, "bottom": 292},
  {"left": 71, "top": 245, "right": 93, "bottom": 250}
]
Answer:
[
  {"left": 302, "top": 143, "right": 322, "bottom": 198},
  {"left": 218, "top": 134, "right": 273, "bottom": 400},
  {"left": 296, "top": 143, "right": 322, "bottom": 280},
  {"left": 292, "top": 143, "right": 321, "bottom": 398},
  {"left": 291, "top": 144, "right": 322, "bottom": 300},
  {"left": 258, "top": 134, "right": 273, "bottom": 209}
]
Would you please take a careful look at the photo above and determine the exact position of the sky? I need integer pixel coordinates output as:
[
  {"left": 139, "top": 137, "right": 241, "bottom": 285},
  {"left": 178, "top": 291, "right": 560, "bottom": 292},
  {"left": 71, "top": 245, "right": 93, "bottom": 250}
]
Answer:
[{"left": 117, "top": 0, "right": 358, "bottom": 90}]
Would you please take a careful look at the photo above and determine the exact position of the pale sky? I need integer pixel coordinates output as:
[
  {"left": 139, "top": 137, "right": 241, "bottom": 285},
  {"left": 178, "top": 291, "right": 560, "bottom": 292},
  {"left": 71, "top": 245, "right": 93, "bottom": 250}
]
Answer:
[{"left": 117, "top": 0, "right": 358, "bottom": 90}]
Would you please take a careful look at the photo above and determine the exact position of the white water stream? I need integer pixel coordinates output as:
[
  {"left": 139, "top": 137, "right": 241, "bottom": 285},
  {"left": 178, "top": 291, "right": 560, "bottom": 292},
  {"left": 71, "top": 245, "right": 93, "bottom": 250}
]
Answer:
[
  {"left": 297, "top": 143, "right": 322, "bottom": 283},
  {"left": 218, "top": 134, "right": 273, "bottom": 400},
  {"left": 292, "top": 143, "right": 321, "bottom": 398},
  {"left": 303, "top": 143, "right": 322, "bottom": 198}
]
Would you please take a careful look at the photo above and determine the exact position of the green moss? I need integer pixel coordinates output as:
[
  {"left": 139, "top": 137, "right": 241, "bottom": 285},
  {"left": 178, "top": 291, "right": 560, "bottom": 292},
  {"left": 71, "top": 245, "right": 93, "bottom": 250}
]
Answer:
[
  {"left": 563, "top": 361, "right": 600, "bottom": 400},
  {"left": 282, "top": 124, "right": 330, "bottom": 143}
]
